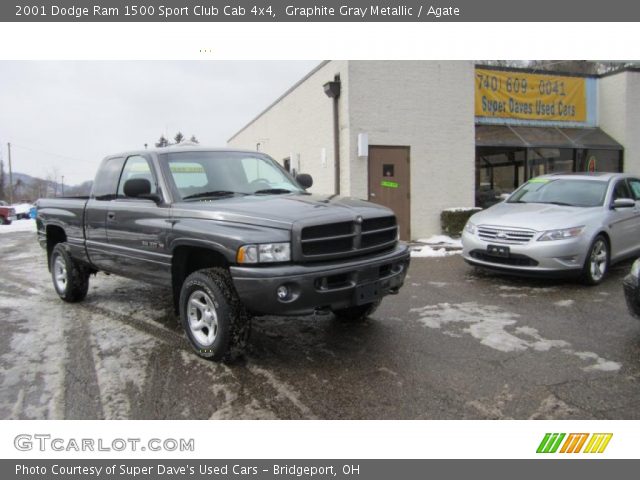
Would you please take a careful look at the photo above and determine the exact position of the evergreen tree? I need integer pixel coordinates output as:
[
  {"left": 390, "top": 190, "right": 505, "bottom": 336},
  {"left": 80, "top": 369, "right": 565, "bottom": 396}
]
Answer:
[
  {"left": 189, "top": 135, "right": 199, "bottom": 144},
  {"left": 174, "top": 132, "right": 185, "bottom": 144},
  {"left": 155, "top": 135, "right": 169, "bottom": 148}
]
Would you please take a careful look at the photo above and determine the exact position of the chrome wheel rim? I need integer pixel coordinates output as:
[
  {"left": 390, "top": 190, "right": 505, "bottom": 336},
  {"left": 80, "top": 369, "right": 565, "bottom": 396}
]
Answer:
[
  {"left": 589, "top": 240, "right": 608, "bottom": 281},
  {"left": 187, "top": 290, "right": 218, "bottom": 347},
  {"left": 53, "top": 256, "right": 68, "bottom": 293}
]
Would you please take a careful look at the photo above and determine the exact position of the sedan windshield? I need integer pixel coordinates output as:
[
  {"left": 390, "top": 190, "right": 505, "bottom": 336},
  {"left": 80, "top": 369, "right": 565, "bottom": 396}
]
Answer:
[
  {"left": 507, "top": 178, "right": 608, "bottom": 207},
  {"left": 160, "top": 151, "right": 303, "bottom": 201}
]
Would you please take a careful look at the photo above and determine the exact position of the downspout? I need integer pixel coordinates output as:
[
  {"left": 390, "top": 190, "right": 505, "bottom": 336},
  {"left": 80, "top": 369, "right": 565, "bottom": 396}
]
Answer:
[{"left": 324, "top": 75, "right": 341, "bottom": 195}]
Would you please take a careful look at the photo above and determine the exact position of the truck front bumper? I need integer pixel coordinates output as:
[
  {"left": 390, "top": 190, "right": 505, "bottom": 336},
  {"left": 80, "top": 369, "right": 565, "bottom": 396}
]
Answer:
[{"left": 230, "top": 243, "right": 410, "bottom": 316}]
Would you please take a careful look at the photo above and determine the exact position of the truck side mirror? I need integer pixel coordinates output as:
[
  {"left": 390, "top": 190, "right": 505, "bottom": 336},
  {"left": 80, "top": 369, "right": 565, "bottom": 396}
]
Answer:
[
  {"left": 296, "top": 173, "right": 313, "bottom": 190},
  {"left": 123, "top": 178, "right": 160, "bottom": 203}
]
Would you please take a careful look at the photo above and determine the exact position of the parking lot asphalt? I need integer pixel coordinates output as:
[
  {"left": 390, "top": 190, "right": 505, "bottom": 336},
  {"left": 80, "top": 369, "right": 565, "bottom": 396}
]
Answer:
[{"left": 1, "top": 230, "right": 640, "bottom": 419}]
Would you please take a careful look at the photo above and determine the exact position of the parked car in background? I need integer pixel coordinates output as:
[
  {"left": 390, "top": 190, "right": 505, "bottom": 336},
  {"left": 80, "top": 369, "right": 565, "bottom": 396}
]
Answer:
[
  {"left": 11, "top": 203, "right": 33, "bottom": 220},
  {"left": 624, "top": 259, "right": 640, "bottom": 319},
  {"left": 0, "top": 204, "right": 17, "bottom": 225},
  {"left": 463, "top": 173, "right": 640, "bottom": 284}
]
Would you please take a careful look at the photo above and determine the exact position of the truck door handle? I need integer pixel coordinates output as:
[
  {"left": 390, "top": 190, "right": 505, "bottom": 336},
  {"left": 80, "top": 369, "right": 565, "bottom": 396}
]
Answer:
[{"left": 107, "top": 212, "right": 116, "bottom": 221}]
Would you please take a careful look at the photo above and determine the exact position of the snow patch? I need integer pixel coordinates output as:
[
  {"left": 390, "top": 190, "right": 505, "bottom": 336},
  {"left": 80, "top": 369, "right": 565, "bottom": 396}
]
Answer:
[
  {"left": 410, "top": 302, "right": 620, "bottom": 371},
  {"left": 416, "top": 235, "right": 462, "bottom": 248},
  {"left": 0, "top": 294, "right": 67, "bottom": 419},
  {"left": 443, "top": 207, "right": 482, "bottom": 213},
  {"left": 411, "top": 246, "right": 461, "bottom": 258},
  {"left": 0, "top": 219, "right": 37, "bottom": 234},
  {"left": 554, "top": 299, "right": 575, "bottom": 307}
]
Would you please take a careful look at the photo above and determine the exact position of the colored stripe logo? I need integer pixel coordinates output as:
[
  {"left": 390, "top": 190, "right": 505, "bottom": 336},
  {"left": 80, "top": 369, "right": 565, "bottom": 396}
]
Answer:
[{"left": 537, "top": 433, "right": 612, "bottom": 454}]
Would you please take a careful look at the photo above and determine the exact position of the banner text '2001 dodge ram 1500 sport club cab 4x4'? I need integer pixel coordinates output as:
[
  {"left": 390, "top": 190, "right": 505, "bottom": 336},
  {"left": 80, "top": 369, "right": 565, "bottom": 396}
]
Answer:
[{"left": 36, "top": 146, "right": 410, "bottom": 361}]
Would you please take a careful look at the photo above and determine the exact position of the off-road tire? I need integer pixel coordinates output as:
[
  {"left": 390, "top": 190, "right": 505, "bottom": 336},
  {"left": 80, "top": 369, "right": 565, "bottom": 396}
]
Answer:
[
  {"left": 179, "top": 268, "right": 251, "bottom": 362},
  {"left": 333, "top": 300, "right": 381, "bottom": 322},
  {"left": 50, "top": 243, "right": 90, "bottom": 302},
  {"left": 0, "top": 216, "right": 9, "bottom": 225},
  {"left": 581, "top": 235, "right": 610, "bottom": 286}
]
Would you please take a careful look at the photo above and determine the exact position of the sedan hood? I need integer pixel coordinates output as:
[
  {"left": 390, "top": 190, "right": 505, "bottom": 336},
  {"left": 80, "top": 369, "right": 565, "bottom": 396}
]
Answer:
[
  {"left": 470, "top": 202, "right": 602, "bottom": 232},
  {"left": 172, "top": 193, "right": 393, "bottom": 229}
]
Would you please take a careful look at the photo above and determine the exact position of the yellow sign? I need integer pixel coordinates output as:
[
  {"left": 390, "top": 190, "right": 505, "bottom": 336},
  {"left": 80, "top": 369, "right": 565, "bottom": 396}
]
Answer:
[{"left": 475, "top": 68, "right": 587, "bottom": 122}]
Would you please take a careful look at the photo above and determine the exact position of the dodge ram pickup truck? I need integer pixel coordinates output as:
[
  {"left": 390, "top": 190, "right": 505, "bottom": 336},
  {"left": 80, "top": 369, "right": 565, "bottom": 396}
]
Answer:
[{"left": 36, "top": 146, "right": 410, "bottom": 360}]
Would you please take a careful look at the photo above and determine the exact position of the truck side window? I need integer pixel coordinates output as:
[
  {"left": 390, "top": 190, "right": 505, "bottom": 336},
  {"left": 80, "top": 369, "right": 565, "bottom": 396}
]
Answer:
[
  {"left": 117, "top": 156, "right": 158, "bottom": 198},
  {"left": 93, "top": 157, "right": 125, "bottom": 200}
]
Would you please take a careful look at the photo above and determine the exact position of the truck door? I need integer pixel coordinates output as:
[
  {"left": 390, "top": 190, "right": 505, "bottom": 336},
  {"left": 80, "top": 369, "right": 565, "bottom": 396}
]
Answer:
[
  {"left": 85, "top": 156, "right": 125, "bottom": 271},
  {"left": 105, "top": 154, "right": 172, "bottom": 285}
]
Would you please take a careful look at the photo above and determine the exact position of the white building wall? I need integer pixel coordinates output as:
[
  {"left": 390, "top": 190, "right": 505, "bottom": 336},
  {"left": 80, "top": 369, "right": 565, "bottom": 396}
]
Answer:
[
  {"left": 599, "top": 70, "right": 640, "bottom": 175},
  {"left": 228, "top": 61, "right": 348, "bottom": 195},
  {"left": 347, "top": 61, "right": 476, "bottom": 238}
]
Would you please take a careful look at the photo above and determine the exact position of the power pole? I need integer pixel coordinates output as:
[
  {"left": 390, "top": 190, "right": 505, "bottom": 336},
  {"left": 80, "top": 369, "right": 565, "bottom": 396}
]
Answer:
[
  {"left": 7, "top": 142, "right": 13, "bottom": 205},
  {"left": 61, "top": 175, "right": 65, "bottom": 196}
]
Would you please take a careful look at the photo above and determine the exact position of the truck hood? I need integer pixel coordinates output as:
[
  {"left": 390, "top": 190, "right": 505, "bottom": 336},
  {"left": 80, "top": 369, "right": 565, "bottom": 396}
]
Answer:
[
  {"left": 172, "top": 193, "right": 393, "bottom": 229},
  {"left": 470, "top": 202, "right": 603, "bottom": 232}
]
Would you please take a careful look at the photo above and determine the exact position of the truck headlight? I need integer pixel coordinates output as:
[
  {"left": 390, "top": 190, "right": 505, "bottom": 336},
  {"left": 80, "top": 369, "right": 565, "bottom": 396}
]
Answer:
[
  {"left": 237, "top": 242, "right": 291, "bottom": 264},
  {"left": 631, "top": 259, "right": 640, "bottom": 279},
  {"left": 537, "top": 226, "right": 584, "bottom": 242},
  {"left": 464, "top": 221, "right": 476, "bottom": 235}
]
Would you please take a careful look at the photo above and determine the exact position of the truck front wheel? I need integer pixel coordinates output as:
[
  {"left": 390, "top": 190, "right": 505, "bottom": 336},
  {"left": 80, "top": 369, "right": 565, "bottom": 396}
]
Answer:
[
  {"left": 333, "top": 300, "right": 381, "bottom": 322},
  {"left": 179, "top": 268, "right": 251, "bottom": 361},
  {"left": 50, "top": 243, "right": 90, "bottom": 302}
]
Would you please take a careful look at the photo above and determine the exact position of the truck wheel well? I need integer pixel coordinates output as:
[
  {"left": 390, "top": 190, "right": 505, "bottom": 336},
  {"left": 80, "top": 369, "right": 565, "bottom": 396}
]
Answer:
[
  {"left": 171, "top": 246, "right": 229, "bottom": 313},
  {"left": 46, "top": 225, "right": 67, "bottom": 267}
]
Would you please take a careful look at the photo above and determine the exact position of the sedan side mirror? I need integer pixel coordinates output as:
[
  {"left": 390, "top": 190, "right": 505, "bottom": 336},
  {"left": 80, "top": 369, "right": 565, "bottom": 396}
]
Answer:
[
  {"left": 296, "top": 173, "right": 313, "bottom": 190},
  {"left": 612, "top": 198, "right": 636, "bottom": 209},
  {"left": 123, "top": 178, "right": 161, "bottom": 203}
]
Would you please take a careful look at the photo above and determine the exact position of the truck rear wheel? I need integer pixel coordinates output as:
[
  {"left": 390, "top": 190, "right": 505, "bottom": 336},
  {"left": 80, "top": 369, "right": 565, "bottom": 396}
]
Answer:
[
  {"left": 50, "top": 243, "right": 90, "bottom": 302},
  {"left": 179, "top": 268, "right": 251, "bottom": 362},
  {"left": 333, "top": 300, "right": 381, "bottom": 322}
]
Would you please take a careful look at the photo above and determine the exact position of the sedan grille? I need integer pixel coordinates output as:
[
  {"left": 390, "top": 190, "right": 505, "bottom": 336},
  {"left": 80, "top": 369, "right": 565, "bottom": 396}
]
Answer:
[
  {"left": 300, "top": 215, "right": 397, "bottom": 261},
  {"left": 477, "top": 226, "right": 536, "bottom": 244}
]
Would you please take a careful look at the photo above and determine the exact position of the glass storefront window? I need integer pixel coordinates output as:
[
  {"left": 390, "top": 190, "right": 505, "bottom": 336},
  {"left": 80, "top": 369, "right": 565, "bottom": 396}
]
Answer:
[{"left": 576, "top": 149, "right": 622, "bottom": 173}]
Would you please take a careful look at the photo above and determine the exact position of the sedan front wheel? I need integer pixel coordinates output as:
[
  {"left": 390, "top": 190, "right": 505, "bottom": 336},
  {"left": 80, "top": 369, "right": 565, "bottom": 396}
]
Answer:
[{"left": 581, "top": 235, "right": 609, "bottom": 285}]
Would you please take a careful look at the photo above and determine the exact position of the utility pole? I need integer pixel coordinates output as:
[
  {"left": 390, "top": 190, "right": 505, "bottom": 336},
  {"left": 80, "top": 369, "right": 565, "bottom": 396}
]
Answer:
[
  {"left": 7, "top": 142, "right": 13, "bottom": 205},
  {"left": 61, "top": 175, "right": 64, "bottom": 196}
]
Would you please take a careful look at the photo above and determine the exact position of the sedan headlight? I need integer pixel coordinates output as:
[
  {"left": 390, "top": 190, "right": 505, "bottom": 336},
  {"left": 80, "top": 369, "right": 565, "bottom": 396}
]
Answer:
[
  {"left": 237, "top": 242, "right": 291, "bottom": 264},
  {"left": 631, "top": 259, "right": 640, "bottom": 278},
  {"left": 464, "top": 221, "right": 476, "bottom": 235},
  {"left": 537, "top": 226, "right": 584, "bottom": 242}
]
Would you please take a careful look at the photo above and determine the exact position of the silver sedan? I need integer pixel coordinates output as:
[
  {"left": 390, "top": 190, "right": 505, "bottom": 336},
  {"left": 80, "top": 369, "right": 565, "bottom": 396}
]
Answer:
[{"left": 462, "top": 173, "right": 640, "bottom": 284}]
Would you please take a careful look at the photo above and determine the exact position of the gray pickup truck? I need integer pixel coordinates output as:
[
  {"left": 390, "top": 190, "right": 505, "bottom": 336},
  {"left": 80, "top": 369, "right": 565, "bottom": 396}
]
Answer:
[{"left": 36, "top": 146, "right": 410, "bottom": 360}]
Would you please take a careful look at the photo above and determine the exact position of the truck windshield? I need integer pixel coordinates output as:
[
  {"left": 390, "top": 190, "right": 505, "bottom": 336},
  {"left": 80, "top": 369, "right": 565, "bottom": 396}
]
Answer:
[
  {"left": 160, "top": 151, "right": 303, "bottom": 200},
  {"left": 507, "top": 178, "right": 608, "bottom": 207}
]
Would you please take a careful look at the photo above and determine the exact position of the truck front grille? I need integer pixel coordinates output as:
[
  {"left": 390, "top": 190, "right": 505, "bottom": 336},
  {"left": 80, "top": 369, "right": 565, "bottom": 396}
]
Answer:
[
  {"left": 300, "top": 215, "right": 397, "bottom": 261},
  {"left": 477, "top": 226, "right": 536, "bottom": 244}
]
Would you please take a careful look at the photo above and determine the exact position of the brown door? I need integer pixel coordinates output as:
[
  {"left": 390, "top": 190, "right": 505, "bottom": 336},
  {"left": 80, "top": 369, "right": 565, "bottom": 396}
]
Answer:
[{"left": 368, "top": 146, "right": 411, "bottom": 240}]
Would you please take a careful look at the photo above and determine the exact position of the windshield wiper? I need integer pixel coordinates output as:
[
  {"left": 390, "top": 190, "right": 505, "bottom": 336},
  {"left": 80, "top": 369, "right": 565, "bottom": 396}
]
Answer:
[
  {"left": 252, "top": 188, "right": 295, "bottom": 195},
  {"left": 538, "top": 201, "right": 576, "bottom": 207},
  {"left": 182, "top": 190, "right": 247, "bottom": 200}
]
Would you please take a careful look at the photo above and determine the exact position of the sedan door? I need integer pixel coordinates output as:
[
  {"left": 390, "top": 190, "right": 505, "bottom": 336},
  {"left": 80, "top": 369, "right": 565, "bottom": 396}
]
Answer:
[{"left": 607, "top": 179, "right": 639, "bottom": 259}]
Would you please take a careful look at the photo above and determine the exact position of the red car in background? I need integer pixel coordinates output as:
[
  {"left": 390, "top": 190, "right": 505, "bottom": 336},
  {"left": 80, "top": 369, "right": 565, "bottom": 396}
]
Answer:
[{"left": 0, "top": 201, "right": 17, "bottom": 225}]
